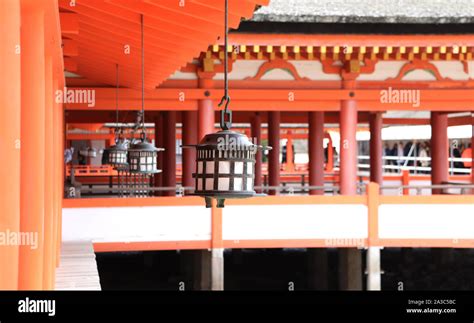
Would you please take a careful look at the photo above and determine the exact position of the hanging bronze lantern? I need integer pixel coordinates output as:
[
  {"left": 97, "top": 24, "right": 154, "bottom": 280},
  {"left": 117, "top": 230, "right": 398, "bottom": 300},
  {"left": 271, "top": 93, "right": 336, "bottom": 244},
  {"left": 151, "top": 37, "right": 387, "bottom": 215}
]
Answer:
[
  {"left": 128, "top": 133, "right": 163, "bottom": 174},
  {"left": 114, "top": 15, "right": 164, "bottom": 198},
  {"left": 127, "top": 15, "right": 165, "bottom": 175},
  {"left": 183, "top": 130, "right": 270, "bottom": 208},
  {"left": 104, "top": 128, "right": 129, "bottom": 169},
  {"left": 182, "top": 0, "right": 270, "bottom": 208}
]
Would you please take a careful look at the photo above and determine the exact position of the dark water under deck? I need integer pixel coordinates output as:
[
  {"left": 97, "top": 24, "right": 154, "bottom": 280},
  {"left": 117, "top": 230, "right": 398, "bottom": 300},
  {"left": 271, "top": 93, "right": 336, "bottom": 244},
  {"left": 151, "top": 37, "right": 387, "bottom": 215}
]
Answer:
[{"left": 95, "top": 248, "right": 474, "bottom": 291}]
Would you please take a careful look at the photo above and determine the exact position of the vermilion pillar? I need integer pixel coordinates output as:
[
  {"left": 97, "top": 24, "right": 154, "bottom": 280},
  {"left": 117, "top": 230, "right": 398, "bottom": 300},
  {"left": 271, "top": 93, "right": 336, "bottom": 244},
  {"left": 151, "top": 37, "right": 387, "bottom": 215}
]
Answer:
[
  {"left": 472, "top": 115, "right": 474, "bottom": 192},
  {"left": 338, "top": 77, "right": 362, "bottom": 291},
  {"left": 53, "top": 77, "right": 60, "bottom": 270},
  {"left": 431, "top": 112, "right": 448, "bottom": 194},
  {"left": 43, "top": 56, "right": 54, "bottom": 290},
  {"left": 56, "top": 78, "right": 65, "bottom": 268},
  {"left": 251, "top": 113, "right": 262, "bottom": 193},
  {"left": 308, "top": 112, "right": 328, "bottom": 290},
  {"left": 309, "top": 112, "right": 325, "bottom": 195},
  {"left": 198, "top": 78, "right": 216, "bottom": 140},
  {"left": 19, "top": 1, "right": 46, "bottom": 290},
  {"left": 163, "top": 111, "right": 177, "bottom": 196},
  {"left": 369, "top": 113, "right": 383, "bottom": 184},
  {"left": 340, "top": 80, "right": 358, "bottom": 195},
  {"left": 198, "top": 99, "right": 214, "bottom": 140},
  {"left": 58, "top": 96, "right": 65, "bottom": 267},
  {"left": 154, "top": 113, "right": 163, "bottom": 196},
  {"left": 182, "top": 111, "right": 198, "bottom": 192},
  {"left": 198, "top": 78, "right": 215, "bottom": 140},
  {"left": 0, "top": 0, "right": 21, "bottom": 290},
  {"left": 196, "top": 76, "right": 216, "bottom": 290},
  {"left": 268, "top": 112, "right": 280, "bottom": 195}
]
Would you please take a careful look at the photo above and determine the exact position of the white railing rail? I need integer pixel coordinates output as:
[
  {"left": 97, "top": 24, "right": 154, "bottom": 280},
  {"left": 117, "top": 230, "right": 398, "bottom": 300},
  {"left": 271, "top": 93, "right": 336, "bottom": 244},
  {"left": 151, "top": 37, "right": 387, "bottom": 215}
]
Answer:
[{"left": 356, "top": 155, "right": 472, "bottom": 174}]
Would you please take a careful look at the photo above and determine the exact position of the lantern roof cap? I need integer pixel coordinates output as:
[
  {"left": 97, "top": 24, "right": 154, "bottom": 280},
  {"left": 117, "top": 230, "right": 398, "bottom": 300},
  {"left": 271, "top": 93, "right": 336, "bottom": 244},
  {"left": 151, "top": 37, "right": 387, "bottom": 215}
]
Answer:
[
  {"left": 128, "top": 140, "right": 164, "bottom": 152},
  {"left": 107, "top": 141, "right": 128, "bottom": 152},
  {"left": 200, "top": 130, "right": 253, "bottom": 147},
  {"left": 183, "top": 130, "right": 271, "bottom": 151}
]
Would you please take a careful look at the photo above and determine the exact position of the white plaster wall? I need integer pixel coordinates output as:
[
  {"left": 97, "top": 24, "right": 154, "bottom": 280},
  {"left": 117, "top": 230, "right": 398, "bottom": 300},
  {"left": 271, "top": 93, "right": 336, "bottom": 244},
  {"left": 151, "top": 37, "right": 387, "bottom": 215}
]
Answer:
[
  {"left": 222, "top": 204, "right": 368, "bottom": 240},
  {"left": 432, "top": 61, "right": 470, "bottom": 80},
  {"left": 290, "top": 60, "right": 341, "bottom": 81},
  {"left": 215, "top": 60, "right": 267, "bottom": 80},
  {"left": 357, "top": 61, "right": 406, "bottom": 81},
  {"left": 62, "top": 206, "right": 211, "bottom": 243},
  {"left": 165, "top": 59, "right": 474, "bottom": 82},
  {"left": 215, "top": 60, "right": 342, "bottom": 81},
  {"left": 401, "top": 69, "right": 437, "bottom": 81},
  {"left": 468, "top": 61, "right": 474, "bottom": 78},
  {"left": 379, "top": 204, "right": 474, "bottom": 239}
]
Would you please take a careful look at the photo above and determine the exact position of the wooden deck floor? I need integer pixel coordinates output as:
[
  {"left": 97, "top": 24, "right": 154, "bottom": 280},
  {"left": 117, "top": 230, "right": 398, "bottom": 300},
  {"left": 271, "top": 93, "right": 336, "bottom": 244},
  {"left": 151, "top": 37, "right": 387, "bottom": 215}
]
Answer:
[{"left": 55, "top": 241, "right": 102, "bottom": 290}]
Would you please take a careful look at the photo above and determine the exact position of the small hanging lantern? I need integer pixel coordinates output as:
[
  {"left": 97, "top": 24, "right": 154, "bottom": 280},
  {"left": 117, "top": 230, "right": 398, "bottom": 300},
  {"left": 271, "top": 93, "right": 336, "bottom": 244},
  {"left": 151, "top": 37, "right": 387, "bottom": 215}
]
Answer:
[
  {"left": 105, "top": 132, "right": 129, "bottom": 169},
  {"left": 128, "top": 133, "right": 163, "bottom": 174},
  {"left": 115, "top": 15, "right": 164, "bottom": 198},
  {"left": 182, "top": 0, "right": 270, "bottom": 208},
  {"left": 184, "top": 130, "right": 269, "bottom": 208},
  {"left": 103, "top": 64, "right": 129, "bottom": 169},
  {"left": 126, "top": 14, "right": 164, "bottom": 175}
]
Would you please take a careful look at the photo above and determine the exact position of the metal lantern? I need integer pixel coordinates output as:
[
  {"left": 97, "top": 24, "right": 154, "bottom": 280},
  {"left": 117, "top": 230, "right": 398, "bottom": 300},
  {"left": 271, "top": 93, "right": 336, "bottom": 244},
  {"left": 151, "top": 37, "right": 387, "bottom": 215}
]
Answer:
[
  {"left": 105, "top": 140, "right": 128, "bottom": 168},
  {"left": 181, "top": 0, "right": 271, "bottom": 208},
  {"left": 127, "top": 134, "right": 163, "bottom": 174},
  {"left": 126, "top": 13, "right": 165, "bottom": 175},
  {"left": 184, "top": 130, "right": 270, "bottom": 208},
  {"left": 115, "top": 133, "right": 163, "bottom": 198},
  {"left": 104, "top": 128, "right": 129, "bottom": 169},
  {"left": 114, "top": 14, "right": 164, "bottom": 198}
]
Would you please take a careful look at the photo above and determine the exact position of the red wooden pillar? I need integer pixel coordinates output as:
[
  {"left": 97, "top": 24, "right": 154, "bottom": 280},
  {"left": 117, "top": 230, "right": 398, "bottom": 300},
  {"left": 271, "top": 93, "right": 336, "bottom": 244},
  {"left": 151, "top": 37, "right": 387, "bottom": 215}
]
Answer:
[
  {"left": 43, "top": 55, "right": 54, "bottom": 290},
  {"left": 338, "top": 76, "right": 362, "bottom": 291},
  {"left": 154, "top": 113, "right": 163, "bottom": 196},
  {"left": 309, "top": 112, "right": 325, "bottom": 195},
  {"left": 402, "top": 169, "right": 410, "bottom": 195},
  {"left": 369, "top": 112, "right": 383, "bottom": 184},
  {"left": 0, "top": 0, "right": 21, "bottom": 290},
  {"left": 268, "top": 112, "right": 280, "bottom": 195},
  {"left": 340, "top": 80, "right": 358, "bottom": 195},
  {"left": 251, "top": 113, "right": 262, "bottom": 193},
  {"left": 163, "top": 111, "right": 176, "bottom": 196},
  {"left": 182, "top": 111, "right": 198, "bottom": 193},
  {"left": 472, "top": 115, "right": 474, "bottom": 193},
  {"left": 196, "top": 76, "right": 216, "bottom": 290},
  {"left": 57, "top": 82, "right": 65, "bottom": 268},
  {"left": 198, "top": 78, "right": 215, "bottom": 140},
  {"left": 19, "top": 1, "right": 46, "bottom": 290},
  {"left": 52, "top": 77, "right": 61, "bottom": 271},
  {"left": 308, "top": 111, "right": 328, "bottom": 290},
  {"left": 431, "top": 112, "right": 448, "bottom": 194}
]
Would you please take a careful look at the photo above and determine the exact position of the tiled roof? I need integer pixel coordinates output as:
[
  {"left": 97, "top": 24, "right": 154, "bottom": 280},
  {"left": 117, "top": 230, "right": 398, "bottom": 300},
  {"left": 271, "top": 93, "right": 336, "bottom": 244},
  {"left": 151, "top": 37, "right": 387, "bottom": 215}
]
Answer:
[{"left": 252, "top": 0, "right": 474, "bottom": 24}]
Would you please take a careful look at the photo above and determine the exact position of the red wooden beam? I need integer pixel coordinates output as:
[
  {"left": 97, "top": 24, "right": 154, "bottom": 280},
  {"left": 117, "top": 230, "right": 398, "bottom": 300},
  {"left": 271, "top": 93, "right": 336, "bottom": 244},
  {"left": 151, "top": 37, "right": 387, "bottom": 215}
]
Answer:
[{"left": 59, "top": 12, "right": 79, "bottom": 35}]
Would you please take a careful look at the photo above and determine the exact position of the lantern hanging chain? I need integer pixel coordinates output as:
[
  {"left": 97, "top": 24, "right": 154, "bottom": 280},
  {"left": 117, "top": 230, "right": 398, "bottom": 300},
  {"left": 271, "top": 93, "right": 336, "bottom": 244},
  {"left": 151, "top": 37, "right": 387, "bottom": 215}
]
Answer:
[
  {"left": 140, "top": 14, "right": 146, "bottom": 139},
  {"left": 115, "top": 63, "right": 120, "bottom": 141},
  {"left": 218, "top": 0, "right": 232, "bottom": 131}
]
